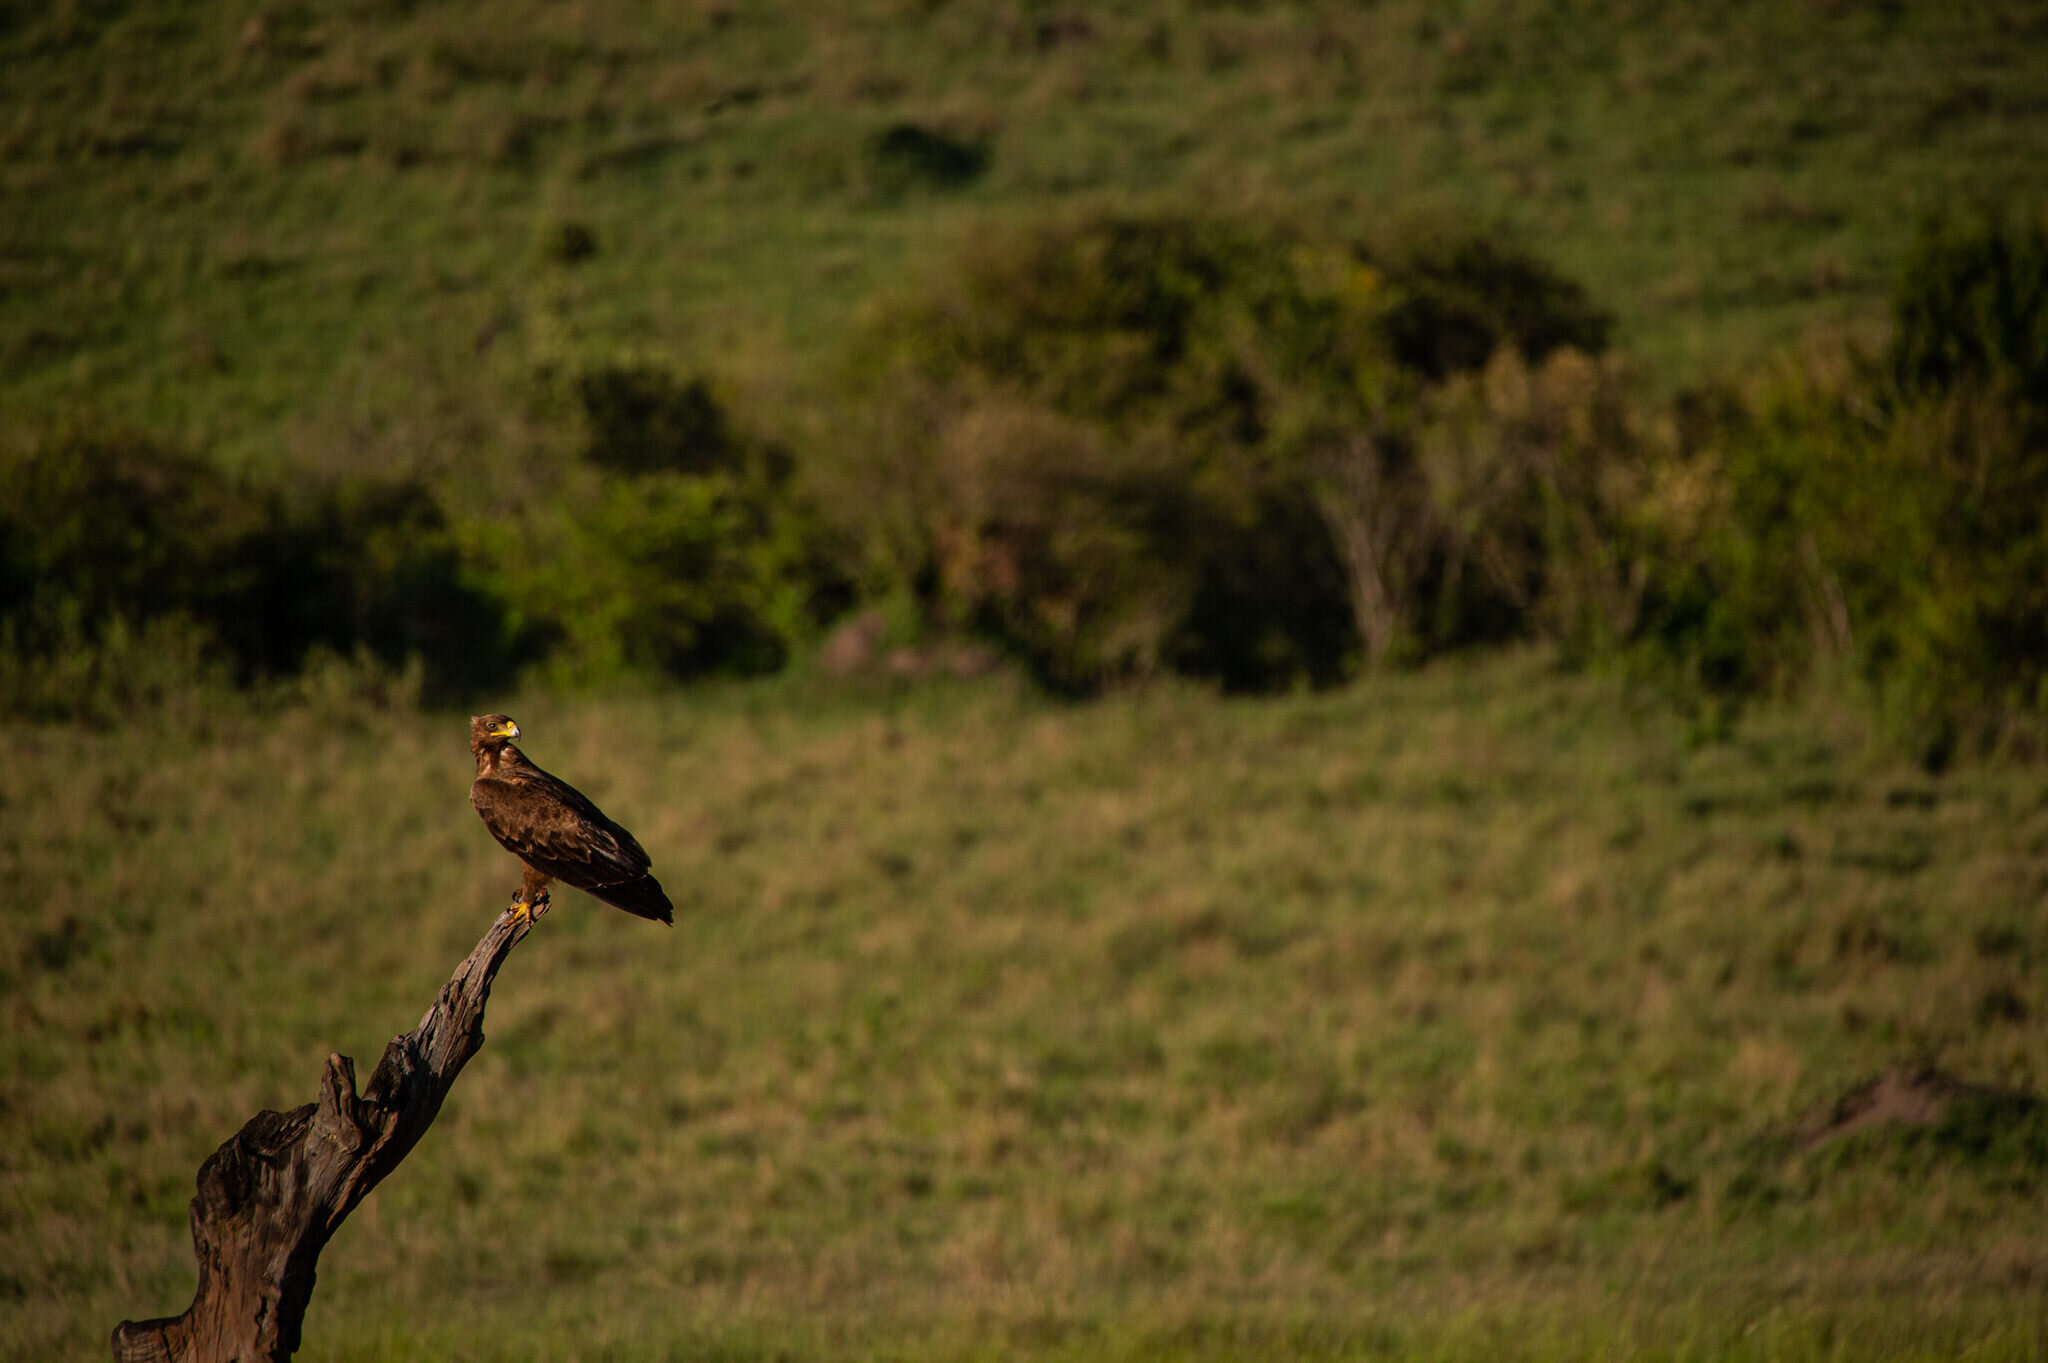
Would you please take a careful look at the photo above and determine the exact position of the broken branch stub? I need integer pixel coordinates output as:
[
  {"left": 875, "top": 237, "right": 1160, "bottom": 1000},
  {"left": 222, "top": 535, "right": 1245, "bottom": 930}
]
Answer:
[{"left": 112, "top": 909, "right": 533, "bottom": 1363}]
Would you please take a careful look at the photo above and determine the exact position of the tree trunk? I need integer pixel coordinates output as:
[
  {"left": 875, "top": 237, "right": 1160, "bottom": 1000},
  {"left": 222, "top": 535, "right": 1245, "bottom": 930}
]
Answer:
[
  {"left": 1311, "top": 432, "right": 1418, "bottom": 668},
  {"left": 111, "top": 908, "right": 534, "bottom": 1363}
]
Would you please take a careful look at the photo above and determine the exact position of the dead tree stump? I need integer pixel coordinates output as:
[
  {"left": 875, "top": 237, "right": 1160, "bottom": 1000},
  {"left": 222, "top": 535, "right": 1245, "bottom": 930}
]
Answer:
[{"left": 111, "top": 908, "right": 534, "bottom": 1363}]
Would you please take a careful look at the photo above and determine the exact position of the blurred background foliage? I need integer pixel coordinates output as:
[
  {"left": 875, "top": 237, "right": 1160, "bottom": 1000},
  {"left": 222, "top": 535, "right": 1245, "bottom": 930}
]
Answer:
[
  {"left": 0, "top": 430, "right": 509, "bottom": 716},
  {"left": 1636, "top": 215, "right": 2048, "bottom": 760},
  {"left": 7, "top": 206, "right": 2048, "bottom": 758},
  {"left": 1, "top": 0, "right": 2047, "bottom": 744},
  {"left": 833, "top": 214, "right": 1617, "bottom": 690}
]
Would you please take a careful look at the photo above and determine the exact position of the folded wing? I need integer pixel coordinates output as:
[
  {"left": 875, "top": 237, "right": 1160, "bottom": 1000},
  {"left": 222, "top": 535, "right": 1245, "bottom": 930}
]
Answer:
[{"left": 472, "top": 766, "right": 674, "bottom": 924}]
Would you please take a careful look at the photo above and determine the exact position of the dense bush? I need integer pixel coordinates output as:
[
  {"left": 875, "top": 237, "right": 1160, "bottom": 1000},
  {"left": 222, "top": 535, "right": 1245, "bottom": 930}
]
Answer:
[
  {"left": 0, "top": 370, "right": 849, "bottom": 716},
  {"left": 835, "top": 210, "right": 1622, "bottom": 691},
  {"left": 838, "top": 215, "right": 1346, "bottom": 690},
  {"left": 292, "top": 475, "right": 521, "bottom": 703},
  {"left": 1891, "top": 214, "right": 2048, "bottom": 403},
  {"left": 0, "top": 432, "right": 515, "bottom": 717},
  {"left": 471, "top": 362, "right": 851, "bottom": 686},
  {"left": 835, "top": 204, "right": 2048, "bottom": 743},
  {"left": 16, "top": 210, "right": 2043, "bottom": 747},
  {"left": 0, "top": 433, "right": 287, "bottom": 670},
  {"left": 1635, "top": 214, "right": 2048, "bottom": 758},
  {"left": 839, "top": 204, "right": 2048, "bottom": 744},
  {"left": 1403, "top": 346, "right": 1669, "bottom": 661}
]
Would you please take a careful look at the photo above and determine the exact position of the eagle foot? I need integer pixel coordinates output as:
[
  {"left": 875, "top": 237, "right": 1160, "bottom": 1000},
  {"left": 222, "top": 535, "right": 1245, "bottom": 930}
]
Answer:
[{"left": 508, "top": 888, "right": 552, "bottom": 925}]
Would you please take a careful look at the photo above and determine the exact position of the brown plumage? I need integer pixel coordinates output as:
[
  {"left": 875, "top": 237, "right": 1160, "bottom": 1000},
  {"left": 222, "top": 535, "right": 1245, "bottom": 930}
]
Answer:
[{"left": 469, "top": 714, "right": 673, "bottom": 925}]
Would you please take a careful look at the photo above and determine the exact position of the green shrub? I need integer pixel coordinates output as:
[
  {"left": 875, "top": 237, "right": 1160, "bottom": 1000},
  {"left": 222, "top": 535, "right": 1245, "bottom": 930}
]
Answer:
[
  {"left": 475, "top": 364, "right": 849, "bottom": 686},
  {"left": 1881, "top": 217, "right": 2048, "bottom": 753},
  {"left": 290, "top": 475, "right": 521, "bottom": 706},
  {"left": 0, "top": 368, "right": 853, "bottom": 712},
  {"left": 836, "top": 210, "right": 1625, "bottom": 690},
  {"left": 841, "top": 213, "right": 1360, "bottom": 690},
  {"left": 1630, "top": 363, "right": 1868, "bottom": 713},
  {"left": 0, "top": 431, "right": 285, "bottom": 668},
  {"left": 1633, "top": 215, "right": 2048, "bottom": 757},
  {"left": 1891, "top": 213, "right": 2048, "bottom": 404},
  {"left": 0, "top": 431, "right": 517, "bottom": 715},
  {"left": 522, "top": 473, "right": 805, "bottom": 680},
  {"left": 1407, "top": 348, "right": 1667, "bottom": 660}
]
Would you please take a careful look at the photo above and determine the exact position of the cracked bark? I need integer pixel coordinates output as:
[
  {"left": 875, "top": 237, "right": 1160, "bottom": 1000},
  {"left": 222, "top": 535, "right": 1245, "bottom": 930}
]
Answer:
[{"left": 111, "top": 908, "right": 533, "bottom": 1363}]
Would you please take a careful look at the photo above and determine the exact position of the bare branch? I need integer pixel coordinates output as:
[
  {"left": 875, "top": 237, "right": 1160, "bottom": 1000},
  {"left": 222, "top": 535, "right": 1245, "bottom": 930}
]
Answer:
[{"left": 111, "top": 908, "right": 533, "bottom": 1363}]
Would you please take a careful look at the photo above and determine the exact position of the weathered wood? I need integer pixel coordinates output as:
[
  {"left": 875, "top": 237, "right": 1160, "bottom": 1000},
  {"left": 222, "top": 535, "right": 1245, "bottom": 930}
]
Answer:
[{"left": 112, "top": 908, "right": 533, "bottom": 1363}]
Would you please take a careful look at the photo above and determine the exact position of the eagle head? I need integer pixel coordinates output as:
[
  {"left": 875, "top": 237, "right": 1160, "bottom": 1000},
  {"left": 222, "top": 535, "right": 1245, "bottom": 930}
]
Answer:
[{"left": 470, "top": 714, "right": 521, "bottom": 752}]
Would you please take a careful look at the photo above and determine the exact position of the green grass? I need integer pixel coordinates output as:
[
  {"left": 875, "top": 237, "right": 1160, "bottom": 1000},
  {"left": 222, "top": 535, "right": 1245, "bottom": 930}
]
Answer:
[
  {"left": 5, "top": 2, "right": 2048, "bottom": 471},
  {"left": 7, "top": 16, "right": 2048, "bottom": 1350},
  {"left": 6, "top": 654, "right": 2047, "bottom": 1359}
]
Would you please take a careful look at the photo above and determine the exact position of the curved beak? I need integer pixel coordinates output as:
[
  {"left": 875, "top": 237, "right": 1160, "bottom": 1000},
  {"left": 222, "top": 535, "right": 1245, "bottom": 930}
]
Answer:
[{"left": 494, "top": 720, "right": 520, "bottom": 741}]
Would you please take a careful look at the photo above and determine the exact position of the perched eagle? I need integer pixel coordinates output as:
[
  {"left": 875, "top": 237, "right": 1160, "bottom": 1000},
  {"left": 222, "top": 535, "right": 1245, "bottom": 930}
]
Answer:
[{"left": 469, "top": 714, "right": 674, "bottom": 925}]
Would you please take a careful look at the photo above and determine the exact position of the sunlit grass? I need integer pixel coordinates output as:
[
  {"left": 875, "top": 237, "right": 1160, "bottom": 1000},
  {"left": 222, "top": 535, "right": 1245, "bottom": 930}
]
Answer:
[{"left": 4, "top": 655, "right": 2044, "bottom": 1358}]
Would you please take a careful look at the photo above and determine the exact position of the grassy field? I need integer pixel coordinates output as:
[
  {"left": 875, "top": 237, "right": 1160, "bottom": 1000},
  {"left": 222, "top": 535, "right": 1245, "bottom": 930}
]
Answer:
[
  {"left": 6, "top": 1, "right": 2048, "bottom": 473},
  {"left": 6, "top": 655, "right": 2047, "bottom": 1360},
  {"left": 8, "top": 5, "right": 2048, "bottom": 1357}
]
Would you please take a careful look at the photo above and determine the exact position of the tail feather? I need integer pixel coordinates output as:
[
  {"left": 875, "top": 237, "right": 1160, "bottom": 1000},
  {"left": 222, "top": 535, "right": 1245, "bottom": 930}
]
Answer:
[{"left": 591, "top": 873, "right": 674, "bottom": 925}]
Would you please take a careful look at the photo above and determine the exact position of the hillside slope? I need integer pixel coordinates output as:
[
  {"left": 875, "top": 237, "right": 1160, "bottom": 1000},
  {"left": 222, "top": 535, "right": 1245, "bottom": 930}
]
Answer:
[{"left": 5, "top": 1, "right": 2046, "bottom": 471}]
